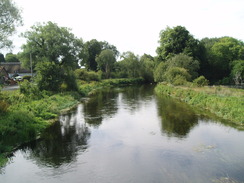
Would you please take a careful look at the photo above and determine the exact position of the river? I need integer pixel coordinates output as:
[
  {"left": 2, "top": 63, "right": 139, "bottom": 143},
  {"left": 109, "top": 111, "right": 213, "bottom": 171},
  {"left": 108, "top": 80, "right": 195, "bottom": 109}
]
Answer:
[{"left": 1, "top": 85, "right": 244, "bottom": 183}]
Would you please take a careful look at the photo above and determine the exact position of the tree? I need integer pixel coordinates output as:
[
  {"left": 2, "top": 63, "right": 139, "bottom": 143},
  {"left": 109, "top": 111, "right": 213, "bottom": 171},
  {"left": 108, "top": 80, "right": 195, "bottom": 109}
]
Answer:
[
  {"left": 119, "top": 52, "right": 140, "bottom": 78},
  {"left": 81, "top": 40, "right": 119, "bottom": 71},
  {"left": 21, "top": 21, "right": 83, "bottom": 70},
  {"left": 5, "top": 53, "right": 19, "bottom": 62},
  {"left": 154, "top": 61, "right": 168, "bottom": 82},
  {"left": 81, "top": 39, "right": 102, "bottom": 71},
  {"left": 96, "top": 49, "right": 116, "bottom": 78},
  {"left": 35, "top": 60, "right": 64, "bottom": 92},
  {"left": 156, "top": 26, "right": 201, "bottom": 61},
  {"left": 139, "top": 54, "right": 156, "bottom": 83},
  {"left": 231, "top": 60, "right": 244, "bottom": 85},
  {"left": 167, "top": 53, "right": 199, "bottom": 79},
  {"left": 0, "top": 0, "right": 22, "bottom": 49},
  {"left": 0, "top": 53, "right": 5, "bottom": 62},
  {"left": 164, "top": 67, "right": 191, "bottom": 85},
  {"left": 203, "top": 37, "right": 244, "bottom": 83}
]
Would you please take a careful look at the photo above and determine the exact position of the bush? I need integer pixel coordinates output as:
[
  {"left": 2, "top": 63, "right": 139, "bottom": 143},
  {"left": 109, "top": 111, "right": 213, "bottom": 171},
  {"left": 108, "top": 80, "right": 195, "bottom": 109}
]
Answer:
[
  {"left": 22, "top": 75, "right": 32, "bottom": 81},
  {"left": 172, "top": 75, "right": 188, "bottom": 86},
  {"left": 0, "top": 100, "right": 9, "bottom": 114},
  {"left": 154, "top": 62, "right": 168, "bottom": 82},
  {"left": 193, "top": 76, "right": 209, "bottom": 87},
  {"left": 165, "top": 67, "right": 191, "bottom": 84},
  {"left": 35, "top": 61, "right": 64, "bottom": 92},
  {"left": 19, "top": 80, "right": 42, "bottom": 99},
  {"left": 75, "top": 69, "right": 101, "bottom": 81}
]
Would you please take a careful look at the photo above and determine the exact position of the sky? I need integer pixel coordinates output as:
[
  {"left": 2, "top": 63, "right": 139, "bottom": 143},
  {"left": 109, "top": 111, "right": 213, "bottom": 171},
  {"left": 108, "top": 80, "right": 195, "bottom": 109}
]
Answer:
[{"left": 3, "top": 0, "right": 244, "bottom": 56}]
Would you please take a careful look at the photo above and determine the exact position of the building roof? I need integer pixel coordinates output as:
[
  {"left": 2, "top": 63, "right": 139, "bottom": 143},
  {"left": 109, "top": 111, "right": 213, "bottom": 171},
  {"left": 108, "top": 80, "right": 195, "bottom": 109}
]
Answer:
[{"left": 0, "top": 62, "right": 31, "bottom": 73}]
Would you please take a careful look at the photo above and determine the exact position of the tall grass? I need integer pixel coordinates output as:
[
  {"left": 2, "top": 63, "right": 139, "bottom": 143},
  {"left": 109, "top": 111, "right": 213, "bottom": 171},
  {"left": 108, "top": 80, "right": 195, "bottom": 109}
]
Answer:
[
  {"left": 0, "top": 90, "right": 79, "bottom": 166},
  {"left": 155, "top": 84, "right": 244, "bottom": 125}
]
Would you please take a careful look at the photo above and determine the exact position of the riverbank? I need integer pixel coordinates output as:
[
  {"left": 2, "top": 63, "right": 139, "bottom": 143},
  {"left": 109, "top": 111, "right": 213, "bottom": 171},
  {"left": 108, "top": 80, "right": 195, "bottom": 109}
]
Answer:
[
  {"left": 0, "top": 78, "right": 144, "bottom": 166},
  {"left": 155, "top": 83, "right": 244, "bottom": 126}
]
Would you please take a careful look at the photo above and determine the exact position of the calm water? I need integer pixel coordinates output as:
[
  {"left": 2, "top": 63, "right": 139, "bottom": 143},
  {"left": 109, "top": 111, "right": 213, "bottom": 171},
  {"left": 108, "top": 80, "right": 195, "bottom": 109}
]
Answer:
[{"left": 1, "top": 85, "right": 244, "bottom": 183}]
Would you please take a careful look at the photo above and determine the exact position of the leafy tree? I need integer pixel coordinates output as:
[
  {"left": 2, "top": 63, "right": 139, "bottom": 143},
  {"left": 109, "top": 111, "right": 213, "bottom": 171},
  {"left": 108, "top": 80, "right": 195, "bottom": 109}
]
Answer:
[
  {"left": 20, "top": 21, "right": 83, "bottom": 69},
  {"left": 231, "top": 60, "right": 244, "bottom": 85},
  {"left": 0, "top": 53, "right": 5, "bottom": 62},
  {"left": 0, "top": 0, "right": 22, "bottom": 49},
  {"left": 140, "top": 54, "right": 156, "bottom": 83},
  {"left": 35, "top": 61, "right": 64, "bottom": 92},
  {"left": 96, "top": 49, "right": 116, "bottom": 78},
  {"left": 193, "top": 76, "right": 209, "bottom": 86},
  {"left": 156, "top": 26, "right": 201, "bottom": 61},
  {"left": 119, "top": 52, "right": 140, "bottom": 78},
  {"left": 154, "top": 62, "right": 168, "bottom": 82},
  {"left": 5, "top": 53, "right": 19, "bottom": 62},
  {"left": 167, "top": 53, "right": 199, "bottom": 79},
  {"left": 81, "top": 39, "right": 102, "bottom": 71},
  {"left": 101, "top": 41, "right": 119, "bottom": 58},
  {"left": 203, "top": 37, "right": 244, "bottom": 83},
  {"left": 81, "top": 40, "right": 119, "bottom": 71},
  {"left": 164, "top": 67, "right": 191, "bottom": 85}
]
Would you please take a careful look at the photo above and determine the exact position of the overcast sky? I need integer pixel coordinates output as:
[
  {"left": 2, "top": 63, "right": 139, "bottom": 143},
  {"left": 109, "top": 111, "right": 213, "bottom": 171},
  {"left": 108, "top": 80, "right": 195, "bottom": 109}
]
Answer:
[{"left": 4, "top": 0, "right": 244, "bottom": 56}]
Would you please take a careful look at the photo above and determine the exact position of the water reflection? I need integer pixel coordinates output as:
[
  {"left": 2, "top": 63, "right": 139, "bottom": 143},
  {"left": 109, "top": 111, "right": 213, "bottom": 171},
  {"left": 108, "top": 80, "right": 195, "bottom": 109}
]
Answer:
[
  {"left": 83, "top": 88, "right": 119, "bottom": 127},
  {"left": 22, "top": 105, "right": 90, "bottom": 167},
  {"left": 120, "top": 85, "right": 155, "bottom": 112},
  {"left": 156, "top": 95, "right": 198, "bottom": 138}
]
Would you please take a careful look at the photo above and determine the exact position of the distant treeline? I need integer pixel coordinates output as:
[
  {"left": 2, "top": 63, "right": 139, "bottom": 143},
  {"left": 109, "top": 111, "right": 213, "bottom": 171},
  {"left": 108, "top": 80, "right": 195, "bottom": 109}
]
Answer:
[{"left": 1, "top": 23, "right": 244, "bottom": 91}]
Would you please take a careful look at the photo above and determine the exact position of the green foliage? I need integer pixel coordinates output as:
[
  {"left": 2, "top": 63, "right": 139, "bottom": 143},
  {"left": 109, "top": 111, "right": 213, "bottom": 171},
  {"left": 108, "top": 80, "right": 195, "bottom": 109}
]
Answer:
[
  {"left": 35, "top": 61, "right": 64, "bottom": 91},
  {"left": 201, "top": 37, "right": 244, "bottom": 83},
  {"left": 155, "top": 84, "right": 244, "bottom": 124},
  {"left": 77, "top": 78, "right": 144, "bottom": 96},
  {"left": 75, "top": 69, "right": 101, "bottom": 81},
  {"left": 117, "top": 52, "right": 140, "bottom": 78},
  {"left": 154, "top": 62, "right": 168, "bottom": 82},
  {"left": 81, "top": 39, "right": 102, "bottom": 71},
  {"left": 22, "top": 75, "right": 32, "bottom": 81},
  {"left": 193, "top": 76, "right": 209, "bottom": 87},
  {"left": 165, "top": 67, "right": 191, "bottom": 85},
  {"left": 231, "top": 60, "right": 244, "bottom": 85},
  {"left": 20, "top": 21, "right": 83, "bottom": 69},
  {"left": 167, "top": 53, "right": 199, "bottom": 79},
  {"left": 81, "top": 39, "right": 119, "bottom": 71},
  {"left": 0, "top": 0, "right": 22, "bottom": 49},
  {"left": 5, "top": 53, "right": 20, "bottom": 62},
  {"left": 139, "top": 54, "right": 156, "bottom": 83},
  {"left": 19, "top": 80, "right": 42, "bottom": 99},
  {"left": 0, "top": 91, "right": 79, "bottom": 158},
  {"left": 0, "top": 100, "right": 9, "bottom": 114},
  {"left": 96, "top": 49, "right": 116, "bottom": 79},
  {"left": 0, "top": 53, "right": 5, "bottom": 62},
  {"left": 156, "top": 26, "right": 201, "bottom": 61}
]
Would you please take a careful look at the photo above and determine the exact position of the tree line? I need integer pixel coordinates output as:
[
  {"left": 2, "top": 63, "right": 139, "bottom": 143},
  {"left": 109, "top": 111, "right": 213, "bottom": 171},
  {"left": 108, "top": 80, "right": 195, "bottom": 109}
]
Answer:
[{"left": 1, "top": 0, "right": 244, "bottom": 92}]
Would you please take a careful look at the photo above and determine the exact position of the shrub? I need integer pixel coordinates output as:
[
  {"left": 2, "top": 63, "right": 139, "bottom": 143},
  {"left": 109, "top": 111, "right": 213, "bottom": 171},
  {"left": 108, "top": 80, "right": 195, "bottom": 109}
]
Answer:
[
  {"left": 0, "top": 100, "right": 9, "bottom": 114},
  {"left": 75, "top": 69, "right": 101, "bottom": 81},
  {"left": 22, "top": 75, "right": 32, "bottom": 81},
  {"left": 172, "top": 75, "right": 188, "bottom": 86},
  {"left": 35, "top": 61, "right": 64, "bottom": 92},
  {"left": 165, "top": 67, "right": 191, "bottom": 84},
  {"left": 193, "top": 76, "right": 209, "bottom": 87},
  {"left": 19, "top": 80, "right": 42, "bottom": 99}
]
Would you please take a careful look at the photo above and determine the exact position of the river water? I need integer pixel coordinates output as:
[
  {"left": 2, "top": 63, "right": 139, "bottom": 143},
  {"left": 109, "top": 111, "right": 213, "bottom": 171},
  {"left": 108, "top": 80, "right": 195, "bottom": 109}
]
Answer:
[{"left": 1, "top": 85, "right": 244, "bottom": 183}]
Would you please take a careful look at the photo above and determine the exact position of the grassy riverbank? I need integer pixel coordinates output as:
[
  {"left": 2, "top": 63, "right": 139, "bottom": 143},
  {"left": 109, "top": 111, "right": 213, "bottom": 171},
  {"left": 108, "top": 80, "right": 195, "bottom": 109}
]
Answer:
[
  {"left": 0, "top": 78, "right": 144, "bottom": 166},
  {"left": 155, "top": 84, "right": 244, "bottom": 126}
]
